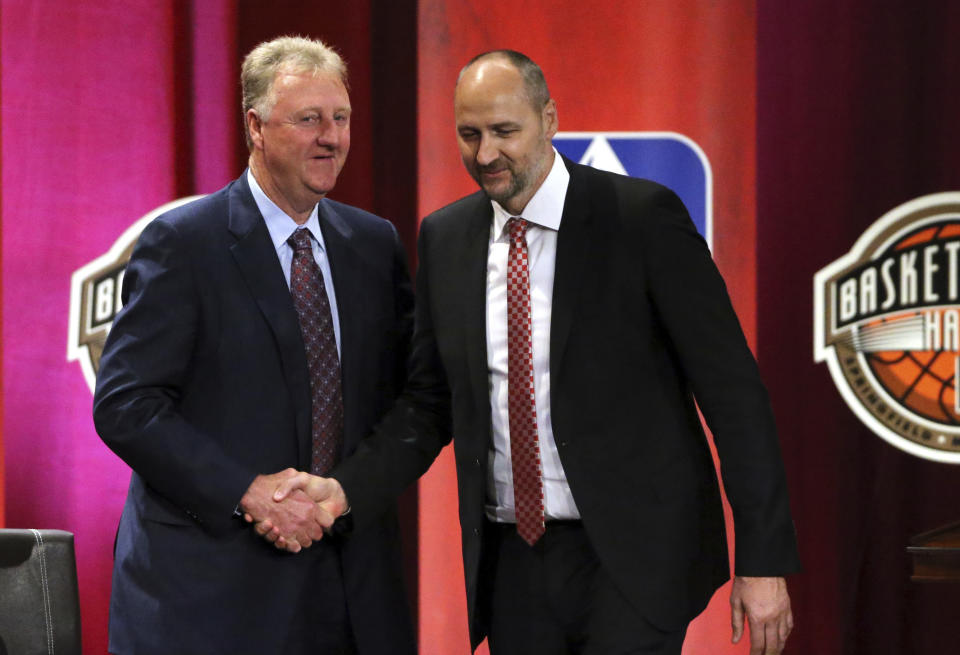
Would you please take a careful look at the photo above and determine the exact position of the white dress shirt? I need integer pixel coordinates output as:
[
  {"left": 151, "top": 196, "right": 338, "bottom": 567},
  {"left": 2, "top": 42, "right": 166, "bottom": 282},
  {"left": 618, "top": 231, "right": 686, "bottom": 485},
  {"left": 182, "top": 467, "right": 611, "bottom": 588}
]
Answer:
[
  {"left": 247, "top": 169, "right": 341, "bottom": 356},
  {"left": 485, "top": 150, "right": 580, "bottom": 522}
]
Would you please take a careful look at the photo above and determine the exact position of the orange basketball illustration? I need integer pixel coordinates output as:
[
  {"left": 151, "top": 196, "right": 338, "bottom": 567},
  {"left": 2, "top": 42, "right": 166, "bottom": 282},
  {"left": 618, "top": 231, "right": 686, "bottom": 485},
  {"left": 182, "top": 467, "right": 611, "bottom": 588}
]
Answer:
[{"left": 868, "top": 333, "right": 957, "bottom": 424}]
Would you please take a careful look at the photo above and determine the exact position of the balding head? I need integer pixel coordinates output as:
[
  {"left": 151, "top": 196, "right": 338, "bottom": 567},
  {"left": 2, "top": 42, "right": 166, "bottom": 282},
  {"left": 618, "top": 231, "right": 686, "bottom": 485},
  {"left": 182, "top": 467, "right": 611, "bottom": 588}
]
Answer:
[
  {"left": 458, "top": 50, "right": 550, "bottom": 112},
  {"left": 454, "top": 51, "right": 558, "bottom": 215}
]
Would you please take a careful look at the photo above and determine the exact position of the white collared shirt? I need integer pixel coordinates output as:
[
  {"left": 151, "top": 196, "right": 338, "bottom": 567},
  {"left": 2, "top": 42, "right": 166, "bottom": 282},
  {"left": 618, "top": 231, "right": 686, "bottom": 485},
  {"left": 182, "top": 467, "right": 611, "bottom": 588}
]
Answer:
[
  {"left": 485, "top": 150, "right": 580, "bottom": 522},
  {"left": 247, "top": 169, "right": 341, "bottom": 356}
]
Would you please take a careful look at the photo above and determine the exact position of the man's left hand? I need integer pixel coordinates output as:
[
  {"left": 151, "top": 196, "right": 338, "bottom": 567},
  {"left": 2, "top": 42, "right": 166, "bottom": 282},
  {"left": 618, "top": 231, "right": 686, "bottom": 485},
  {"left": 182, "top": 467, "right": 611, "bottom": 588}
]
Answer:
[
  {"left": 251, "top": 472, "right": 349, "bottom": 553},
  {"left": 730, "top": 575, "right": 793, "bottom": 654}
]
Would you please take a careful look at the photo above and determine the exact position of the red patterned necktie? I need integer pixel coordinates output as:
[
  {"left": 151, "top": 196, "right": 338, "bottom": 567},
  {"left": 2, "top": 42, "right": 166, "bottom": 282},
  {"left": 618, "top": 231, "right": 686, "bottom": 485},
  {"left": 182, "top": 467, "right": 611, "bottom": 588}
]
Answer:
[
  {"left": 506, "top": 217, "right": 545, "bottom": 546},
  {"left": 288, "top": 228, "right": 344, "bottom": 475}
]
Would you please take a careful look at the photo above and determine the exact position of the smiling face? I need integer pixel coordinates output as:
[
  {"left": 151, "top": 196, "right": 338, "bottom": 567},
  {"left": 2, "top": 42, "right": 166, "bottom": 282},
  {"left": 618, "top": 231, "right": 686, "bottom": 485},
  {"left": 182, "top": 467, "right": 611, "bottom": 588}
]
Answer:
[
  {"left": 454, "top": 58, "right": 557, "bottom": 216},
  {"left": 247, "top": 69, "right": 351, "bottom": 223}
]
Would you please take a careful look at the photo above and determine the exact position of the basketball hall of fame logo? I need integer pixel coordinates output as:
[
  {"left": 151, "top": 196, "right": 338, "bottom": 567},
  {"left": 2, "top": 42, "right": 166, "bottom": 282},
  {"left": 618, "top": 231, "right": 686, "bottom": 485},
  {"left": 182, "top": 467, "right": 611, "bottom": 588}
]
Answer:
[
  {"left": 815, "top": 192, "right": 960, "bottom": 463},
  {"left": 68, "top": 196, "right": 203, "bottom": 392}
]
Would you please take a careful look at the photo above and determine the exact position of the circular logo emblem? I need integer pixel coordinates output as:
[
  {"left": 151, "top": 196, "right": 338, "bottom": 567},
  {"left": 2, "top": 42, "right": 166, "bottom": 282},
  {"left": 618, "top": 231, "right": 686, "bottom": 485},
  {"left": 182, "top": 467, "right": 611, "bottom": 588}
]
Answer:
[
  {"left": 815, "top": 192, "right": 960, "bottom": 463},
  {"left": 68, "top": 196, "right": 204, "bottom": 391}
]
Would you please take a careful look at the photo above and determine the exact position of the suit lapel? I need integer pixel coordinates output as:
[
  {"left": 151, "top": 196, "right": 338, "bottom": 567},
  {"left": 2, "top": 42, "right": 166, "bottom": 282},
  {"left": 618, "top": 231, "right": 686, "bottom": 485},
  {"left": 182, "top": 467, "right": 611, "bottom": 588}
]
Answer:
[
  {"left": 227, "top": 175, "right": 312, "bottom": 465},
  {"left": 315, "top": 200, "right": 365, "bottom": 456},
  {"left": 460, "top": 200, "right": 493, "bottom": 414},
  {"left": 551, "top": 159, "right": 596, "bottom": 375}
]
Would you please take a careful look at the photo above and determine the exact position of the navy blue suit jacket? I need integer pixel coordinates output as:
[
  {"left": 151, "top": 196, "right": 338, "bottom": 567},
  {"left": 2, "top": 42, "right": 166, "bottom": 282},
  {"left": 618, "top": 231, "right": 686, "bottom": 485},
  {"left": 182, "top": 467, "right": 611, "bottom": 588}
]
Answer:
[{"left": 94, "top": 174, "right": 415, "bottom": 654}]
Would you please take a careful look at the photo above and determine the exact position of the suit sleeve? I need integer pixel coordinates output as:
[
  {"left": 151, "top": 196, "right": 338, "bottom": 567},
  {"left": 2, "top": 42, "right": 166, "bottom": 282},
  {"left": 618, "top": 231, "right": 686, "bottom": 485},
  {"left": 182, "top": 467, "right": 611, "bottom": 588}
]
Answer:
[
  {"left": 635, "top": 185, "right": 800, "bottom": 576},
  {"left": 387, "top": 222, "right": 416, "bottom": 398},
  {"left": 93, "top": 219, "right": 257, "bottom": 535},
  {"left": 332, "top": 218, "right": 453, "bottom": 530}
]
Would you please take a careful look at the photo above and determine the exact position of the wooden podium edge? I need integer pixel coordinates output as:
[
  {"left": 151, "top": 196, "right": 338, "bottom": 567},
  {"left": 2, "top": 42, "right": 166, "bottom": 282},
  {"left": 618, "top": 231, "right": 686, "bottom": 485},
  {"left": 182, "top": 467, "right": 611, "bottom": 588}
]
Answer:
[{"left": 908, "top": 520, "right": 960, "bottom": 582}]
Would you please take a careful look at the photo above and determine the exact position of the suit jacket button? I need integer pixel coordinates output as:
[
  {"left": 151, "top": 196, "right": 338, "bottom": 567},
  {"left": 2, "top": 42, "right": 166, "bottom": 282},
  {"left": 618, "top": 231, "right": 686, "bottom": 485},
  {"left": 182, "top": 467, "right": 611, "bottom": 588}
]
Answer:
[
  {"left": 474, "top": 458, "right": 481, "bottom": 467},
  {"left": 473, "top": 528, "right": 480, "bottom": 536}
]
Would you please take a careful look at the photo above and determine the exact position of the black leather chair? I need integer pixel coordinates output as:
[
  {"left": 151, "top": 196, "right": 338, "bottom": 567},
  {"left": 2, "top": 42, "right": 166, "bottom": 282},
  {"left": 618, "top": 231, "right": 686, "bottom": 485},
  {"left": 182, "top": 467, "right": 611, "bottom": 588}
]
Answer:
[{"left": 0, "top": 529, "right": 82, "bottom": 655}]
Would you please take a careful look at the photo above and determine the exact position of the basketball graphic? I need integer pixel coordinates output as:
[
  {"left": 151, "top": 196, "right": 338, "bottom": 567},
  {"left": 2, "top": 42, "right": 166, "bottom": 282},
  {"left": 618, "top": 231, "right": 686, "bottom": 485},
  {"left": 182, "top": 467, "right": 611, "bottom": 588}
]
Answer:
[
  {"left": 815, "top": 193, "right": 960, "bottom": 463},
  {"left": 865, "top": 312, "right": 959, "bottom": 426}
]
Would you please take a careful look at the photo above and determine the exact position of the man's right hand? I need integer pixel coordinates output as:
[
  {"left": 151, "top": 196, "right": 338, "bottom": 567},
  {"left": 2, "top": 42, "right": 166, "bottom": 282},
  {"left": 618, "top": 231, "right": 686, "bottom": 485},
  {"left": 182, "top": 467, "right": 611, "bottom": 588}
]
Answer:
[
  {"left": 251, "top": 472, "right": 349, "bottom": 552},
  {"left": 275, "top": 472, "right": 349, "bottom": 515},
  {"left": 239, "top": 469, "right": 336, "bottom": 553}
]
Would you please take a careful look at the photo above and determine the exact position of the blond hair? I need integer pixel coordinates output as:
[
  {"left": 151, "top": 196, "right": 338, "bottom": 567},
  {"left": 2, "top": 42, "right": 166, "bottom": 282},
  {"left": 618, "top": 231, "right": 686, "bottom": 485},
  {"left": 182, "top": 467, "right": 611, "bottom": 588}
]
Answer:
[{"left": 241, "top": 35, "right": 347, "bottom": 149}]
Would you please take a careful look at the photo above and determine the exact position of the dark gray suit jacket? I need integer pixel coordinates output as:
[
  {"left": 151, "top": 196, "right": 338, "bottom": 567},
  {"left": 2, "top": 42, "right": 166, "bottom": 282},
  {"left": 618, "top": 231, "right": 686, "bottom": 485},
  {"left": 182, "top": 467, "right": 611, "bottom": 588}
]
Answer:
[{"left": 334, "top": 157, "right": 800, "bottom": 649}]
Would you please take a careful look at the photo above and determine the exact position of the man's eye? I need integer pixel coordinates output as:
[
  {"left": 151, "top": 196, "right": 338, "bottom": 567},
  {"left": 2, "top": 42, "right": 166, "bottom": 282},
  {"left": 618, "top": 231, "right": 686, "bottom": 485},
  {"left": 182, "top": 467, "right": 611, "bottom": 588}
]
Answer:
[
  {"left": 334, "top": 114, "right": 348, "bottom": 124},
  {"left": 299, "top": 115, "right": 320, "bottom": 125},
  {"left": 495, "top": 129, "right": 516, "bottom": 137}
]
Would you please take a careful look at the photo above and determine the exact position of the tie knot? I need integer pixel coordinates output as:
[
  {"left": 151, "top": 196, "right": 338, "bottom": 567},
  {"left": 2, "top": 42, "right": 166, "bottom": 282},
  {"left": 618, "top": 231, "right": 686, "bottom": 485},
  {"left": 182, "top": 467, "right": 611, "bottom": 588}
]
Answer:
[
  {"left": 508, "top": 217, "right": 528, "bottom": 242},
  {"left": 288, "top": 228, "right": 312, "bottom": 253}
]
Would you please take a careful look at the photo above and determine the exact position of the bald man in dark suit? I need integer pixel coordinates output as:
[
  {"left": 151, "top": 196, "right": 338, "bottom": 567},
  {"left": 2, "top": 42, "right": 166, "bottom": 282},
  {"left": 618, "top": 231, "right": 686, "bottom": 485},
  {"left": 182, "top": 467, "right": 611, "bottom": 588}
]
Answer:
[{"left": 271, "top": 50, "right": 800, "bottom": 655}]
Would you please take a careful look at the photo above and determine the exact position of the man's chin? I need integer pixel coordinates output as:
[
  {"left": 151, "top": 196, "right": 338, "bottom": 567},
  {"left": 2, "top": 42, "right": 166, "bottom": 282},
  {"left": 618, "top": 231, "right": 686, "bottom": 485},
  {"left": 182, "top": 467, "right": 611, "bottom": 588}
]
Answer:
[
  {"left": 304, "top": 179, "right": 337, "bottom": 199},
  {"left": 480, "top": 182, "right": 515, "bottom": 206}
]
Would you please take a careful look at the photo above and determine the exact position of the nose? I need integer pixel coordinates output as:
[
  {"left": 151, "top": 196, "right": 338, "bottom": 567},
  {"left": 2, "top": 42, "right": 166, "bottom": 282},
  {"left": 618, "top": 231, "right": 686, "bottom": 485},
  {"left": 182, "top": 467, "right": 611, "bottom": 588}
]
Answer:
[
  {"left": 476, "top": 134, "right": 498, "bottom": 166},
  {"left": 315, "top": 118, "right": 341, "bottom": 146}
]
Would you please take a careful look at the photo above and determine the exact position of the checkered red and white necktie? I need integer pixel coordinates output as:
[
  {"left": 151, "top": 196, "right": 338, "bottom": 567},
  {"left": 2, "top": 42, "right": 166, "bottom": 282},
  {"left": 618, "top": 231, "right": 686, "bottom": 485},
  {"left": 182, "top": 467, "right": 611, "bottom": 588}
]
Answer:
[
  {"left": 288, "top": 228, "right": 344, "bottom": 475},
  {"left": 506, "top": 217, "right": 545, "bottom": 546}
]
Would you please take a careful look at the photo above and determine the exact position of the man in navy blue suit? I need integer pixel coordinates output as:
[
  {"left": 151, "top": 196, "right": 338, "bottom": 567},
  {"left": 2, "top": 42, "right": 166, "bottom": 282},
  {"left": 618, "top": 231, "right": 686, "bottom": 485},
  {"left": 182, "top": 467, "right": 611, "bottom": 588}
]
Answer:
[{"left": 94, "top": 36, "right": 415, "bottom": 655}]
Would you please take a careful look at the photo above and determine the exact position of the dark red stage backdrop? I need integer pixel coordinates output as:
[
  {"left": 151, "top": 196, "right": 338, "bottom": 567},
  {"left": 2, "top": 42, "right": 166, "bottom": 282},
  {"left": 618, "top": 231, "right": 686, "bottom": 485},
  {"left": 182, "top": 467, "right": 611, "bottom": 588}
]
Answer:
[{"left": 757, "top": 1, "right": 960, "bottom": 654}]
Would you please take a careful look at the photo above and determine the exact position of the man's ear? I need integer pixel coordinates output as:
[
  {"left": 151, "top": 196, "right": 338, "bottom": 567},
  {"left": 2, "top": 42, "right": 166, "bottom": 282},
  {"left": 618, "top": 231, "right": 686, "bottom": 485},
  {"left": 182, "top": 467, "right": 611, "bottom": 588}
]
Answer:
[
  {"left": 542, "top": 98, "right": 558, "bottom": 140},
  {"left": 246, "top": 109, "right": 264, "bottom": 150}
]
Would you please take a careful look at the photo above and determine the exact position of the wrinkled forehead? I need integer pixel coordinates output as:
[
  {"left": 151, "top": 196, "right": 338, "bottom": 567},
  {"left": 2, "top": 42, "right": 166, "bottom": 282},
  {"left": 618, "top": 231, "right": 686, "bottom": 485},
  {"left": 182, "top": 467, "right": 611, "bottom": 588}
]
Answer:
[
  {"left": 268, "top": 68, "right": 351, "bottom": 107},
  {"left": 454, "top": 83, "right": 539, "bottom": 130}
]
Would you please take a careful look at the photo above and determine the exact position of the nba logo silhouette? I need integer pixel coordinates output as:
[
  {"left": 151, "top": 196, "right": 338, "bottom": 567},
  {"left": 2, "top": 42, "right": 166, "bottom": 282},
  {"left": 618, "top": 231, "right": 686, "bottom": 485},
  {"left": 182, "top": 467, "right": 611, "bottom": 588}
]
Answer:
[{"left": 554, "top": 132, "right": 712, "bottom": 247}]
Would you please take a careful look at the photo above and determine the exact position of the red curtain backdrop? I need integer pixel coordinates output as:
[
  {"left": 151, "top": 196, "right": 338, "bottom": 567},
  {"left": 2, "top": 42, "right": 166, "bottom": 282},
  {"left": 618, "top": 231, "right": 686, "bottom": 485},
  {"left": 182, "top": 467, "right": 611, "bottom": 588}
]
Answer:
[
  {"left": 757, "top": 1, "right": 960, "bottom": 653},
  {"left": 4, "top": 5, "right": 194, "bottom": 651},
  {"left": 415, "top": 1, "right": 758, "bottom": 653},
  {"left": 5, "top": 2, "right": 959, "bottom": 654}
]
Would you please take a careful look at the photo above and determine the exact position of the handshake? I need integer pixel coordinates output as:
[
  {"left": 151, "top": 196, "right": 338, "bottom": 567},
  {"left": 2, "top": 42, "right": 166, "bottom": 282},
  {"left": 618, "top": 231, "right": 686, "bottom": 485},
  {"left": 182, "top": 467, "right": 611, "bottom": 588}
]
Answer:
[{"left": 238, "top": 469, "right": 347, "bottom": 553}]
